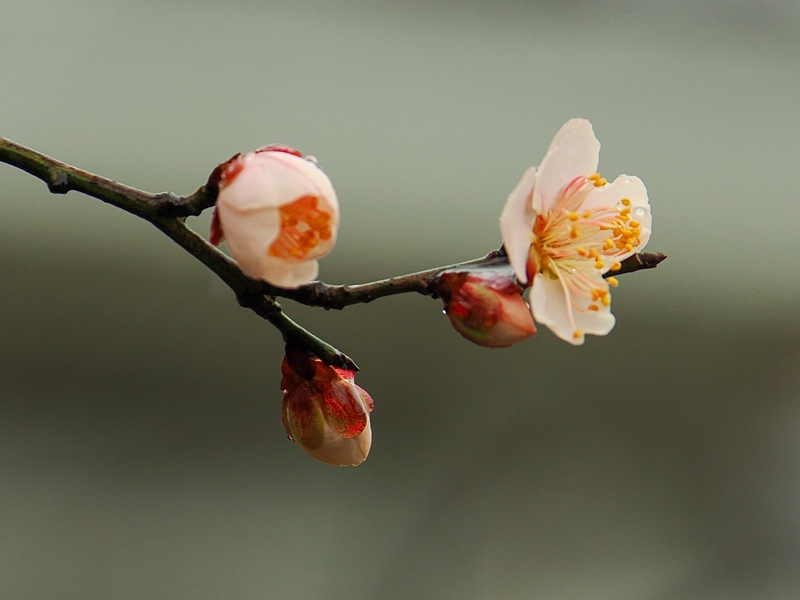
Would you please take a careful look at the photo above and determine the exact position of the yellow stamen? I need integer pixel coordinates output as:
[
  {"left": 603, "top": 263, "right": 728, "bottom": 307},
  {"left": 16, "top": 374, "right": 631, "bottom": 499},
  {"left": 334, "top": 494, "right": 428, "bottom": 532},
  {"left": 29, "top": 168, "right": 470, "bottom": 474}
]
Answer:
[
  {"left": 621, "top": 198, "right": 631, "bottom": 206},
  {"left": 569, "top": 212, "right": 579, "bottom": 221},
  {"left": 573, "top": 329, "right": 583, "bottom": 339},
  {"left": 602, "top": 294, "right": 611, "bottom": 307},
  {"left": 607, "top": 277, "right": 619, "bottom": 287},
  {"left": 630, "top": 220, "right": 640, "bottom": 228},
  {"left": 593, "top": 177, "right": 607, "bottom": 187},
  {"left": 268, "top": 195, "right": 332, "bottom": 260},
  {"left": 611, "top": 261, "right": 621, "bottom": 271},
  {"left": 582, "top": 210, "right": 592, "bottom": 219},
  {"left": 570, "top": 226, "right": 580, "bottom": 239},
  {"left": 588, "top": 305, "right": 599, "bottom": 311},
  {"left": 595, "top": 259, "right": 605, "bottom": 270}
]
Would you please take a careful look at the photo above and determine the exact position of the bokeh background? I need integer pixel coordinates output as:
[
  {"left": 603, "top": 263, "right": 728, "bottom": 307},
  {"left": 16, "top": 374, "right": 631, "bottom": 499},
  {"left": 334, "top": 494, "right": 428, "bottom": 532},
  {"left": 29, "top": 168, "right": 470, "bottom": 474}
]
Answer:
[{"left": 2, "top": 1, "right": 800, "bottom": 598}]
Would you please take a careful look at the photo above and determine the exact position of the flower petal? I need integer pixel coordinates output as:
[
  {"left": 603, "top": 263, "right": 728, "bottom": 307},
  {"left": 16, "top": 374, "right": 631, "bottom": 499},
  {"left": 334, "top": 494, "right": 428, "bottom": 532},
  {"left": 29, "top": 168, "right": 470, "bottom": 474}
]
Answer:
[
  {"left": 220, "top": 151, "right": 337, "bottom": 212},
  {"left": 530, "top": 271, "right": 615, "bottom": 345},
  {"left": 575, "top": 175, "right": 651, "bottom": 266},
  {"left": 304, "top": 422, "right": 372, "bottom": 466},
  {"left": 534, "top": 119, "right": 600, "bottom": 215},
  {"left": 255, "top": 255, "right": 320, "bottom": 288},
  {"left": 583, "top": 175, "right": 651, "bottom": 256},
  {"left": 215, "top": 203, "right": 281, "bottom": 277},
  {"left": 499, "top": 166, "right": 537, "bottom": 284}
]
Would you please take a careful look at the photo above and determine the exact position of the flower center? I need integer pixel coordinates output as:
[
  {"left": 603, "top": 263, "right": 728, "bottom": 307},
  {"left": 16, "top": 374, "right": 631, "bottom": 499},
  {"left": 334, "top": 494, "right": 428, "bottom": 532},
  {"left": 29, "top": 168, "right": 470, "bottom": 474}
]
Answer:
[
  {"left": 528, "top": 174, "right": 644, "bottom": 336},
  {"left": 268, "top": 195, "right": 333, "bottom": 260}
]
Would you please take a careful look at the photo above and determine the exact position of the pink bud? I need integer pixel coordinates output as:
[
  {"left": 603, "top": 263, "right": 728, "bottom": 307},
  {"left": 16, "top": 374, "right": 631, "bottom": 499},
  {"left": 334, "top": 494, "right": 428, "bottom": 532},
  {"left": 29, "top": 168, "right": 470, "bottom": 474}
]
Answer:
[
  {"left": 210, "top": 147, "right": 339, "bottom": 289},
  {"left": 439, "top": 269, "right": 536, "bottom": 348},
  {"left": 280, "top": 349, "right": 373, "bottom": 466}
]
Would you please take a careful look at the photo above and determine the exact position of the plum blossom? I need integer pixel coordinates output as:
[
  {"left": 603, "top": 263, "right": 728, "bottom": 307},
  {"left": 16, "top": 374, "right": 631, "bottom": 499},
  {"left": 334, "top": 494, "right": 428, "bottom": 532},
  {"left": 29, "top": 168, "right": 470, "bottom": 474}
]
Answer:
[
  {"left": 280, "top": 348, "right": 374, "bottom": 466},
  {"left": 439, "top": 268, "right": 536, "bottom": 347},
  {"left": 499, "top": 119, "right": 652, "bottom": 345},
  {"left": 210, "top": 145, "right": 339, "bottom": 289}
]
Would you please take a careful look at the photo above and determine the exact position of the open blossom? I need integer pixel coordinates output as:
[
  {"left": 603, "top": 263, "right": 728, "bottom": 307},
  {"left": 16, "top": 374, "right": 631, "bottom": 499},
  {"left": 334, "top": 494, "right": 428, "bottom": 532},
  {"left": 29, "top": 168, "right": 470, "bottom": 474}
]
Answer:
[
  {"left": 499, "top": 119, "right": 652, "bottom": 345},
  {"left": 280, "top": 349, "right": 374, "bottom": 466},
  {"left": 439, "top": 268, "right": 536, "bottom": 347},
  {"left": 210, "top": 145, "right": 339, "bottom": 289}
]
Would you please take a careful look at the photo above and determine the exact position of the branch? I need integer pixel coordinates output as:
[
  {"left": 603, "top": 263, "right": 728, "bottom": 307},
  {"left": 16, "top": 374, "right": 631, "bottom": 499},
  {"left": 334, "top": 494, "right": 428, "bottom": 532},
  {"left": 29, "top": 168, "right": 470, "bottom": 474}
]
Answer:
[
  {"left": 150, "top": 217, "right": 358, "bottom": 370},
  {"left": 276, "top": 250, "right": 509, "bottom": 309},
  {"left": 0, "top": 135, "right": 356, "bottom": 369},
  {"left": 1, "top": 135, "right": 666, "bottom": 366},
  {"left": 276, "top": 250, "right": 666, "bottom": 310},
  {"left": 607, "top": 251, "right": 667, "bottom": 277},
  {"left": 0, "top": 136, "right": 214, "bottom": 218}
]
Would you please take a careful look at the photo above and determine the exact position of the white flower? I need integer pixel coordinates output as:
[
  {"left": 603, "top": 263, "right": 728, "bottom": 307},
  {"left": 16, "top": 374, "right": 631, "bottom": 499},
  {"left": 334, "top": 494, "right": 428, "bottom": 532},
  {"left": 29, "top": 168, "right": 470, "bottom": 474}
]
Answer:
[
  {"left": 210, "top": 146, "right": 339, "bottom": 289},
  {"left": 499, "top": 119, "right": 652, "bottom": 345}
]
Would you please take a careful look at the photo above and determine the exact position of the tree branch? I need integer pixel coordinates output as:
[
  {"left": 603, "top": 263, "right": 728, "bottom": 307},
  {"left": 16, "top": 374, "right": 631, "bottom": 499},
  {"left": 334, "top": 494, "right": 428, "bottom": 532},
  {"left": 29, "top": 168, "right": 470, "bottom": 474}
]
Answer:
[
  {"left": 1, "top": 135, "right": 666, "bottom": 366},
  {"left": 0, "top": 135, "right": 358, "bottom": 368},
  {"left": 149, "top": 217, "right": 358, "bottom": 370},
  {"left": 276, "top": 250, "right": 666, "bottom": 310},
  {"left": 0, "top": 136, "right": 215, "bottom": 218}
]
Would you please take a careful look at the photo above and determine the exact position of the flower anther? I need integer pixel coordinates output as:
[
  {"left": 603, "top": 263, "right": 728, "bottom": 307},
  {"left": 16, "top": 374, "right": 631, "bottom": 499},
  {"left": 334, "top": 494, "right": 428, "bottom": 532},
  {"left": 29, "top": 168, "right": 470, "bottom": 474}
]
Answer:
[
  {"left": 210, "top": 146, "right": 339, "bottom": 288},
  {"left": 499, "top": 119, "right": 652, "bottom": 345}
]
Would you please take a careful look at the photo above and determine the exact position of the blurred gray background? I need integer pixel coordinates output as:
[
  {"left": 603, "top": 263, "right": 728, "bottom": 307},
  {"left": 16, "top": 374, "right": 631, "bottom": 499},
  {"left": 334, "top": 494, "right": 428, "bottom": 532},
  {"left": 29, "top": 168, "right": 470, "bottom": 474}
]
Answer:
[{"left": 1, "top": 0, "right": 799, "bottom": 598}]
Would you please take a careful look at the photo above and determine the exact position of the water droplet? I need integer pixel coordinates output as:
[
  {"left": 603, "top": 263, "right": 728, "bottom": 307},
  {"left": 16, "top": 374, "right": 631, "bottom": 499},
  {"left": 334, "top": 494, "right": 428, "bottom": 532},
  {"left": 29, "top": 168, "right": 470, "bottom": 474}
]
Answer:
[
  {"left": 304, "top": 155, "right": 319, "bottom": 165},
  {"left": 634, "top": 207, "right": 646, "bottom": 218}
]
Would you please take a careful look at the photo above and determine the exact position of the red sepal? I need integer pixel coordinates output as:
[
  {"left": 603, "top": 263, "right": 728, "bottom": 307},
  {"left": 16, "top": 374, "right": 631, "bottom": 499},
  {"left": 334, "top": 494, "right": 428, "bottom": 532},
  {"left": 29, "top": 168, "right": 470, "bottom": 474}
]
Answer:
[
  {"left": 210, "top": 208, "right": 224, "bottom": 246},
  {"left": 255, "top": 144, "right": 302, "bottom": 158}
]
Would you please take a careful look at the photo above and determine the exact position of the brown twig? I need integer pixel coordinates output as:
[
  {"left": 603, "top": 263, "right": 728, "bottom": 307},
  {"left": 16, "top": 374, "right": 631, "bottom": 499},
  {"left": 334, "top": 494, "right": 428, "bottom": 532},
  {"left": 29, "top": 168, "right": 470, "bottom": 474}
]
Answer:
[
  {"left": 0, "top": 135, "right": 355, "bottom": 368},
  {"left": 0, "top": 135, "right": 667, "bottom": 366}
]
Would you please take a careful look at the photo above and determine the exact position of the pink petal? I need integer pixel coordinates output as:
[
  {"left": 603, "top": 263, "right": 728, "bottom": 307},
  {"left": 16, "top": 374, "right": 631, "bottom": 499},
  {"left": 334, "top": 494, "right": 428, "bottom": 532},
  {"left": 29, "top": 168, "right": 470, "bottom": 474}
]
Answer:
[
  {"left": 534, "top": 119, "right": 600, "bottom": 215},
  {"left": 499, "top": 166, "right": 537, "bottom": 284},
  {"left": 530, "top": 271, "right": 615, "bottom": 345}
]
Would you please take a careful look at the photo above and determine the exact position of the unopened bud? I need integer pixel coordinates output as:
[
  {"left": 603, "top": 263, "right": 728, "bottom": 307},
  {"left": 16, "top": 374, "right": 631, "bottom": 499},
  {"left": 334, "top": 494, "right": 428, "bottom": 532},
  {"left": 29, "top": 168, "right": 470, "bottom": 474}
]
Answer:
[
  {"left": 439, "top": 268, "right": 536, "bottom": 348},
  {"left": 280, "top": 347, "right": 373, "bottom": 466},
  {"left": 210, "top": 145, "right": 339, "bottom": 289}
]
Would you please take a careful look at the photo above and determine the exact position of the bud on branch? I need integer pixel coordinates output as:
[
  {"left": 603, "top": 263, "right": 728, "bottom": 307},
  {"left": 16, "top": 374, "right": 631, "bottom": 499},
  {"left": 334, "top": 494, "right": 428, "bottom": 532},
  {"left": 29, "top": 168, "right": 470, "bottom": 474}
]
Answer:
[{"left": 0, "top": 119, "right": 666, "bottom": 465}]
